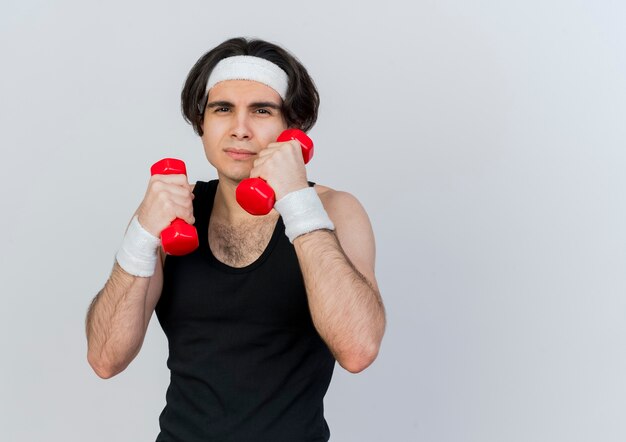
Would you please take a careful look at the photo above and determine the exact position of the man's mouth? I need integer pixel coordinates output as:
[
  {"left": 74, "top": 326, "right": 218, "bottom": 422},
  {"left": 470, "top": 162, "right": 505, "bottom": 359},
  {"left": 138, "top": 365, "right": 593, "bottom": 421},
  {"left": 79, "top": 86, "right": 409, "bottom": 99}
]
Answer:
[{"left": 224, "top": 148, "right": 256, "bottom": 160}]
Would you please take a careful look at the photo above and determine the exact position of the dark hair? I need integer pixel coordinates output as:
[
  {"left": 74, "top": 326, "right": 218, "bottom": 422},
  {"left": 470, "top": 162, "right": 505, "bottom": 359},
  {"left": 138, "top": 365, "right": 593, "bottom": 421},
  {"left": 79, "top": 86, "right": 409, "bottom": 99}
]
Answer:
[{"left": 181, "top": 37, "right": 319, "bottom": 136}]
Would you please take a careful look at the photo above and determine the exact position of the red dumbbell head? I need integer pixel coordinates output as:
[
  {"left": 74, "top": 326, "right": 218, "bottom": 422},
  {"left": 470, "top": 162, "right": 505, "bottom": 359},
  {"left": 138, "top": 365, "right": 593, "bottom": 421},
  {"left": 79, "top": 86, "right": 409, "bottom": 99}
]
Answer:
[
  {"left": 161, "top": 219, "right": 199, "bottom": 256},
  {"left": 151, "top": 158, "right": 187, "bottom": 176},
  {"left": 276, "top": 129, "right": 314, "bottom": 164},
  {"left": 236, "top": 178, "right": 276, "bottom": 216}
]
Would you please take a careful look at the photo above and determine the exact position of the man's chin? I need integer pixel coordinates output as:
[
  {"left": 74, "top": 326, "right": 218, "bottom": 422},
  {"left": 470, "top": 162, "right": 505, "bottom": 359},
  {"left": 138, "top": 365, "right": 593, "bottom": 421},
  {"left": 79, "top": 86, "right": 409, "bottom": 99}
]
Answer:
[{"left": 219, "top": 171, "right": 252, "bottom": 185}]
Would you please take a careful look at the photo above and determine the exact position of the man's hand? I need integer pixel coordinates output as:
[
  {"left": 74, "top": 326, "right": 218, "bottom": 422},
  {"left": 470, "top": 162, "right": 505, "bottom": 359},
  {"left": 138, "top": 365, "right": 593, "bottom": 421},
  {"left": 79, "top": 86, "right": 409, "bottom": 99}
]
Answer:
[
  {"left": 250, "top": 139, "right": 309, "bottom": 201},
  {"left": 136, "top": 174, "right": 195, "bottom": 237}
]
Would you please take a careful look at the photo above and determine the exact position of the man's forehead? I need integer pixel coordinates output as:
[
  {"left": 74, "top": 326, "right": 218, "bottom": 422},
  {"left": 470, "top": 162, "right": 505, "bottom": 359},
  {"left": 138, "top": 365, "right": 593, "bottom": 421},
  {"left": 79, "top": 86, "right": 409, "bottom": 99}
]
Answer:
[{"left": 207, "top": 79, "right": 282, "bottom": 104}]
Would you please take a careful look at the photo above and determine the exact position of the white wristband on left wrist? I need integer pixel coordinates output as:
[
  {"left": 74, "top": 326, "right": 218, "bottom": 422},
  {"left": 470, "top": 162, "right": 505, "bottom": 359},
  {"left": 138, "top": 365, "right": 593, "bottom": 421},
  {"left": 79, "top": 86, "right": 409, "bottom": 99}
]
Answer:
[{"left": 274, "top": 187, "right": 335, "bottom": 243}]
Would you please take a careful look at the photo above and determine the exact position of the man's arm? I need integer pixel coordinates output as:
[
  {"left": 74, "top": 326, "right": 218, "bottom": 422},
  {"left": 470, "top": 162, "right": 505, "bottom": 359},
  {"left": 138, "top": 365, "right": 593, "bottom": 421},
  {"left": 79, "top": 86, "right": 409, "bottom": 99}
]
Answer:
[
  {"left": 294, "top": 189, "right": 385, "bottom": 373},
  {"left": 250, "top": 139, "right": 385, "bottom": 372},
  {"left": 86, "top": 174, "right": 194, "bottom": 378},
  {"left": 85, "top": 252, "right": 163, "bottom": 379}
]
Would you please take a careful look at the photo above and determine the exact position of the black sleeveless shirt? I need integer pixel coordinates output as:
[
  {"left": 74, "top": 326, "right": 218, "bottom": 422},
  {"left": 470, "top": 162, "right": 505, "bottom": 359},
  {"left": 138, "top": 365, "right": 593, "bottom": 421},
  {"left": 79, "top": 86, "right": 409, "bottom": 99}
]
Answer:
[{"left": 155, "top": 180, "right": 335, "bottom": 442}]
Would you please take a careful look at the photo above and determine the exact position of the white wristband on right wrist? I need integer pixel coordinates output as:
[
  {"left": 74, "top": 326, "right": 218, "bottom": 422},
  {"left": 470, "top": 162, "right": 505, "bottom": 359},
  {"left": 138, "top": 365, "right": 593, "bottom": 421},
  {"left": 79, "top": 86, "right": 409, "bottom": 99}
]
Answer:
[
  {"left": 115, "top": 216, "right": 161, "bottom": 277},
  {"left": 274, "top": 187, "right": 335, "bottom": 243}
]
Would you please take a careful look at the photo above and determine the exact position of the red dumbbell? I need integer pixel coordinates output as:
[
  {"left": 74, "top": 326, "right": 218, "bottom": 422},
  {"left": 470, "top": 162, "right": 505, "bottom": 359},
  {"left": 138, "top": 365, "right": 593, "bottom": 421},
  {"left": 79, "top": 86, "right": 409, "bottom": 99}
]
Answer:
[
  {"left": 150, "top": 158, "right": 199, "bottom": 256},
  {"left": 235, "top": 129, "right": 314, "bottom": 216}
]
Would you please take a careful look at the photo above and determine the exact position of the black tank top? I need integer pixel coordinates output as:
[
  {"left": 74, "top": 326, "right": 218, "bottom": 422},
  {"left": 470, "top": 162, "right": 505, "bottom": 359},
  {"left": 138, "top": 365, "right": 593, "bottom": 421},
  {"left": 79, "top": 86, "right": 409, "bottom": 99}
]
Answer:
[{"left": 155, "top": 180, "right": 335, "bottom": 442}]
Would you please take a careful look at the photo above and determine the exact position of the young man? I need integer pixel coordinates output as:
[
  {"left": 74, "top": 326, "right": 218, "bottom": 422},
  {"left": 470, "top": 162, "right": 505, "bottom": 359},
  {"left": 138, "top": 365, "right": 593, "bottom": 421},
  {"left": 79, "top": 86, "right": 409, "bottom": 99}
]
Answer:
[{"left": 86, "top": 37, "right": 385, "bottom": 441}]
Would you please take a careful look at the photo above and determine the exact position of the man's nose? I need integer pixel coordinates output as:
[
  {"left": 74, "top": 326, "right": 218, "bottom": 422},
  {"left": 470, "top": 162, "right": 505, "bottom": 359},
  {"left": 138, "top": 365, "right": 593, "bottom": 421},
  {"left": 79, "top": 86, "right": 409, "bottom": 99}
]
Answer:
[{"left": 230, "top": 112, "right": 252, "bottom": 140}]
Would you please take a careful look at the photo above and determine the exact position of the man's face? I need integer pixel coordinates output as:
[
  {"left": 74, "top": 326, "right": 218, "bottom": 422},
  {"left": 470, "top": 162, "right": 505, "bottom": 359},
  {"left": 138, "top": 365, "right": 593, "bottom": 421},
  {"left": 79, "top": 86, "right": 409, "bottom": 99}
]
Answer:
[{"left": 201, "top": 79, "right": 287, "bottom": 184}]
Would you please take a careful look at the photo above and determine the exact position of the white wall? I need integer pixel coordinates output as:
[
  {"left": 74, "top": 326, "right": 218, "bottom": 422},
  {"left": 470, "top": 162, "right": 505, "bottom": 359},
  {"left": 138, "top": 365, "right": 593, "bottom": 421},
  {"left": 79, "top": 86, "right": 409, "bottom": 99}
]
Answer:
[{"left": 1, "top": 0, "right": 625, "bottom": 440}]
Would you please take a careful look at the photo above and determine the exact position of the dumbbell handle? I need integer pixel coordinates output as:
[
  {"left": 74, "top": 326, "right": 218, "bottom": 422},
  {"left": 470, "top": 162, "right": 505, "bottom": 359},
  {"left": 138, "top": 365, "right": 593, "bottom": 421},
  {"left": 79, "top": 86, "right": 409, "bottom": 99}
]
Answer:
[
  {"left": 236, "top": 129, "right": 314, "bottom": 216},
  {"left": 150, "top": 158, "right": 199, "bottom": 256}
]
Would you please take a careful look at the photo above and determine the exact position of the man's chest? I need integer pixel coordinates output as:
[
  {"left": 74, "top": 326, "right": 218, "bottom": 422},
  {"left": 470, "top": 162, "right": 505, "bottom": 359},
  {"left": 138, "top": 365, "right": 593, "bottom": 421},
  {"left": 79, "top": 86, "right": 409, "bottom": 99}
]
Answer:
[{"left": 208, "top": 218, "right": 277, "bottom": 268}]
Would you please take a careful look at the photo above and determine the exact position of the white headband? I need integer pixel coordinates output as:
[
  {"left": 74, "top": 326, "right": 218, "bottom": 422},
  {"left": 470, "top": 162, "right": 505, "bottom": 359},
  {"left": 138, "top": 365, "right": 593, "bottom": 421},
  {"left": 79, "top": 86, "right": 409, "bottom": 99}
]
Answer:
[{"left": 205, "top": 55, "right": 289, "bottom": 100}]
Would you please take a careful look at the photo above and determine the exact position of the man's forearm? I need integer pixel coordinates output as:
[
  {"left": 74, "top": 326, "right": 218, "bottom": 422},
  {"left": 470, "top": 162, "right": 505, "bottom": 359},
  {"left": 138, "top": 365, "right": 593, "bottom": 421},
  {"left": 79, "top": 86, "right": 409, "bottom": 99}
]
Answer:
[
  {"left": 86, "top": 264, "right": 151, "bottom": 378},
  {"left": 294, "top": 230, "right": 385, "bottom": 373}
]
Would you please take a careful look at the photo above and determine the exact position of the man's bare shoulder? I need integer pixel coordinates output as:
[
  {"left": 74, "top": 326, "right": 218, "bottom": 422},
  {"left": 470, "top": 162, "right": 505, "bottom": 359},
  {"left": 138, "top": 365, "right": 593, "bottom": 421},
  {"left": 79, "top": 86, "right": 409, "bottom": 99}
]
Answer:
[
  {"left": 314, "top": 184, "right": 345, "bottom": 203},
  {"left": 314, "top": 184, "right": 367, "bottom": 218},
  {"left": 314, "top": 183, "right": 334, "bottom": 197},
  {"left": 313, "top": 184, "right": 377, "bottom": 287}
]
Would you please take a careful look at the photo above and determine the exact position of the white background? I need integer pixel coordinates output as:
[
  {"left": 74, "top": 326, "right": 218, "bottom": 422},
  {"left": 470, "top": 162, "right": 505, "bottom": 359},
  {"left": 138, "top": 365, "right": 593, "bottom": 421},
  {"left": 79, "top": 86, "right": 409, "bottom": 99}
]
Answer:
[{"left": 1, "top": 1, "right": 625, "bottom": 441}]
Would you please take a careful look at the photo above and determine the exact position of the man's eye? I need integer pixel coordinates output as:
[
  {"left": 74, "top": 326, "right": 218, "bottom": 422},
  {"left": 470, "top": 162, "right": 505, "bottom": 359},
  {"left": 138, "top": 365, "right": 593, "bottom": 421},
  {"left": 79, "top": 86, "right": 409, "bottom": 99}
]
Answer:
[{"left": 255, "top": 108, "right": 271, "bottom": 115}]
